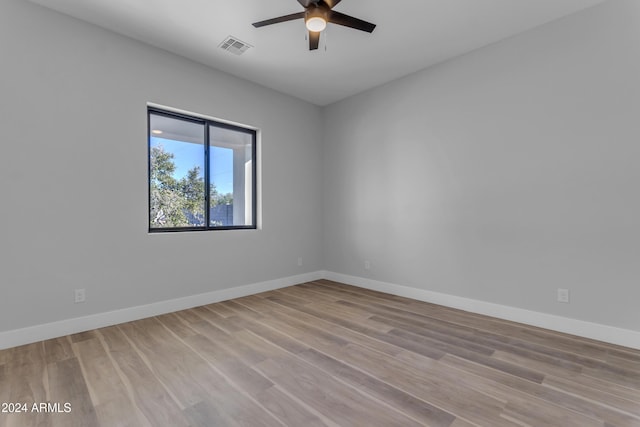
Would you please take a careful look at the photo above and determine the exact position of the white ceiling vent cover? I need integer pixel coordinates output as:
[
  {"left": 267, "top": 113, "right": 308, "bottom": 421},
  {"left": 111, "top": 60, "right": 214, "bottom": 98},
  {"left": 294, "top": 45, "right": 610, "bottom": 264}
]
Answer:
[{"left": 219, "top": 36, "right": 252, "bottom": 55}]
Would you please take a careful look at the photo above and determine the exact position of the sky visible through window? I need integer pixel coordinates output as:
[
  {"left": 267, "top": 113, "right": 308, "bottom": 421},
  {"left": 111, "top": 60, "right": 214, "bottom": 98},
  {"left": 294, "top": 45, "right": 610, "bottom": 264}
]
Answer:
[{"left": 150, "top": 136, "right": 233, "bottom": 194}]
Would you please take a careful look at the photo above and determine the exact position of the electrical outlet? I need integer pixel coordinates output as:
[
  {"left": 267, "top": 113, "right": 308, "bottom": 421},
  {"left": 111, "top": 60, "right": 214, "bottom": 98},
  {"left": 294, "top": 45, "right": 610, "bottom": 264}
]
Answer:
[
  {"left": 297, "top": 257, "right": 303, "bottom": 266},
  {"left": 364, "top": 260, "right": 371, "bottom": 270},
  {"left": 557, "top": 288, "right": 569, "bottom": 303},
  {"left": 74, "top": 288, "right": 86, "bottom": 304}
]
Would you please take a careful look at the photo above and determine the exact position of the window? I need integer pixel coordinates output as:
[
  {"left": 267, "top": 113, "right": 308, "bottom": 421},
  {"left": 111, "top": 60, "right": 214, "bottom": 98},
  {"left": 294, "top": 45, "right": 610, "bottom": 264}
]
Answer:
[{"left": 148, "top": 107, "right": 256, "bottom": 231}]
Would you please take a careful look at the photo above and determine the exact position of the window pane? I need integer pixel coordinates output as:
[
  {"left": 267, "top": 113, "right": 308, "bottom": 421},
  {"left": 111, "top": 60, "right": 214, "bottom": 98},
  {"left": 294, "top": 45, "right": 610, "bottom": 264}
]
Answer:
[
  {"left": 149, "top": 113, "right": 205, "bottom": 228},
  {"left": 209, "top": 125, "right": 254, "bottom": 227}
]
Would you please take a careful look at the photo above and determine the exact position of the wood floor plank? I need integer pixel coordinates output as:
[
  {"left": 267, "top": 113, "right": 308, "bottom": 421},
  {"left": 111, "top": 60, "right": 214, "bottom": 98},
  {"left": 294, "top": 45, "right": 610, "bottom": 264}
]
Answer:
[
  {"left": 157, "top": 314, "right": 277, "bottom": 391},
  {"left": 303, "top": 281, "right": 417, "bottom": 311},
  {"left": 43, "top": 337, "right": 74, "bottom": 364},
  {"left": 228, "top": 315, "right": 313, "bottom": 356},
  {"left": 182, "top": 400, "right": 241, "bottom": 427},
  {"left": 236, "top": 306, "right": 516, "bottom": 427},
  {"left": 231, "top": 321, "right": 454, "bottom": 426},
  {"left": 507, "top": 326, "right": 640, "bottom": 364},
  {"left": 387, "top": 327, "right": 545, "bottom": 383},
  {"left": 440, "top": 354, "right": 640, "bottom": 427},
  {"left": 73, "top": 336, "right": 148, "bottom": 427},
  {"left": 203, "top": 300, "right": 238, "bottom": 318},
  {"left": 313, "top": 280, "right": 620, "bottom": 364},
  {"left": 229, "top": 295, "right": 276, "bottom": 314},
  {"left": 304, "top": 303, "right": 397, "bottom": 337},
  {"left": 116, "top": 319, "right": 210, "bottom": 408},
  {"left": 582, "top": 365, "right": 640, "bottom": 390},
  {"left": 385, "top": 320, "right": 496, "bottom": 356},
  {"left": 344, "top": 295, "right": 593, "bottom": 372},
  {"left": 154, "top": 312, "right": 198, "bottom": 339},
  {"left": 2, "top": 280, "right": 639, "bottom": 426},
  {"left": 47, "top": 358, "right": 99, "bottom": 427},
  {"left": 185, "top": 310, "right": 275, "bottom": 365},
  {"left": 298, "top": 347, "right": 457, "bottom": 426},
  {"left": 254, "top": 294, "right": 440, "bottom": 359},
  {"left": 605, "top": 354, "right": 640, "bottom": 374},
  {"left": 192, "top": 305, "right": 244, "bottom": 334},
  {"left": 118, "top": 319, "right": 238, "bottom": 413},
  {"left": 435, "top": 357, "right": 604, "bottom": 427},
  {"left": 240, "top": 300, "right": 351, "bottom": 350},
  {"left": 416, "top": 306, "right": 632, "bottom": 367},
  {"left": 312, "top": 280, "right": 416, "bottom": 306},
  {"left": 366, "top": 310, "right": 606, "bottom": 371},
  {"left": 306, "top": 298, "right": 385, "bottom": 321},
  {"left": 545, "top": 372, "right": 640, "bottom": 403},
  {"left": 233, "top": 313, "right": 505, "bottom": 426},
  {"left": 449, "top": 419, "right": 480, "bottom": 427},
  {"left": 335, "top": 291, "right": 638, "bottom": 390},
  {"left": 173, "top": 306, "right": 207, "bottom": 325},
  {"left": 324, "top": 343, "right": 518, "bottom": 427},
  {"left": 543, "top": 375, "right": 640, "bottom": 418},
  {"left": 265, "top": 289, "right": 311, "bottom": 307},
  {"left": 253, "top": 385, "right": 331, "bottom": 427},
  {"left": 254, "top": 356, "right": 424, "bottom": 427},
  {"left": 124, "top": 317, "right": 283, "bottom": 427},
  {"left": 2, "top": 343, "right": 51, "bottom": 427},
  {"left": 0, "top": 347, "right": 7, "bottom": 365},
  {"left": 185, "top": 333, "right": 274, "bottom": 393},
  {"left": 278, "top": 284, "right": 341, "bottom": 304},
  {"left": 173, "top": 330, "right": 328, "bottom": 426},
  {"left": 98, "top": 326, "right": 192, "bottom": 427},
  {"left": 69, "top": 331, "right": 97, "bottom": 343},
  {"left": 309, "top": 302, "right": 396, "bottom": 333},
  {"left": 0, "top": 364, "right": 10, "bottom": 427}
]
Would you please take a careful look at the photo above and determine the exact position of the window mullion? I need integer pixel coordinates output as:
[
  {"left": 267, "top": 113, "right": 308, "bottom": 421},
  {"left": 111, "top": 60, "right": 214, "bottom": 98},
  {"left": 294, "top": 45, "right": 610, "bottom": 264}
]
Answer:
[{"left": 204, "top": 123, "right": 210, "bottom": 229}]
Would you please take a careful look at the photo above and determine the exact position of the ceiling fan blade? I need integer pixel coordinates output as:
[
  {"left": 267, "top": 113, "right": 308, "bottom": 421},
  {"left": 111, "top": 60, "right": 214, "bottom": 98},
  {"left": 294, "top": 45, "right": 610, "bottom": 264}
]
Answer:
[
  {"left": 309, "top": 31, "right": 320, "bottom": 50},
  {"left": 252, "top": 12, "right": 305, "bottom": 28},
  {"left": 328, "top": 11, "right": 376, "bottom": 33},
  {"left": 321, "top": 0, "right": 342, "bottom": 9}
]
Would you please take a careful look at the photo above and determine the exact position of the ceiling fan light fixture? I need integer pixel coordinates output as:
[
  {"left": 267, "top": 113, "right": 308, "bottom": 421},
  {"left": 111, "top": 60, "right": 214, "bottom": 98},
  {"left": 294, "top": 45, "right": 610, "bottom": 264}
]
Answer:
[
  {"left": 305, "top": 7, "right": 327, "bottom": 32},
  {"left": 306, "top": 16, "right": 326, "bottom": 32}
]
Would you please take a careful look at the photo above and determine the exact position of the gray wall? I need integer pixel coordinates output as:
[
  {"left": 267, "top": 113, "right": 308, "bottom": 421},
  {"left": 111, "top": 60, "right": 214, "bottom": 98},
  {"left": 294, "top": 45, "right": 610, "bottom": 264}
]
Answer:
[
  {"left": 0, "top": 0, "right": 323, "bottom": 332},
  {"left": 322, "top": 0, "right": 640, "bottom": 331}
]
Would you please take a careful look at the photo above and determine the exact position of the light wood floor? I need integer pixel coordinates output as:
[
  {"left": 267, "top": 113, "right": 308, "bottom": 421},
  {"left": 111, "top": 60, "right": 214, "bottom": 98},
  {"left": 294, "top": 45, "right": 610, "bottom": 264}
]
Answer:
[{"left": 1, "top": 280, "right": 640, "bottom": 427}]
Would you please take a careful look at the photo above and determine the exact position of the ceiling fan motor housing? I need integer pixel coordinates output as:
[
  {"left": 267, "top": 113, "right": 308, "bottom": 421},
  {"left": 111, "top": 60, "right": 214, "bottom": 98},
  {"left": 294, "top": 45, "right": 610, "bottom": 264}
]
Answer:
[{"left": 305, "top": 4, "right": 329, "bottom": 31}]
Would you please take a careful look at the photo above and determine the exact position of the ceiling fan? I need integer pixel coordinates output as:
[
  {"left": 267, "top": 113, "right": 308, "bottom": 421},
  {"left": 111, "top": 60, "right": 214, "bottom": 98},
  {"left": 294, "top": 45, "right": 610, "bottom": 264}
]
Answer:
[{"left": 252, "top": 0, "right": 376, "bottom": 51}]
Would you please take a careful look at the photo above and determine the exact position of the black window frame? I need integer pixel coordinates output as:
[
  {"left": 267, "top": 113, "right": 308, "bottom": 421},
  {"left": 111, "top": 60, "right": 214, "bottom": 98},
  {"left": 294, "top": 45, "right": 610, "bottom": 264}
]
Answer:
[{"left": 147, "top": 107, "right": 257, "bottom": 232}]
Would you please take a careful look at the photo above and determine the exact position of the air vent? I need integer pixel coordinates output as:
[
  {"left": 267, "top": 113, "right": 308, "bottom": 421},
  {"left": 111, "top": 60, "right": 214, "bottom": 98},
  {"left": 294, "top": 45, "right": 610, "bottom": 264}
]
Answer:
[{"left": 218, "top": 36, "right": 252, "bottom": 55}]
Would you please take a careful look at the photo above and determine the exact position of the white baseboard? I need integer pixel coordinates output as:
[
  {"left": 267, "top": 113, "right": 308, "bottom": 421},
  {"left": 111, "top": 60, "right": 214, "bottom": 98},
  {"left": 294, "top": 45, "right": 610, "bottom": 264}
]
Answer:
[
  {"left": 0, "top": 271, "right": 323, "bottom": 350},
  {"left": 2, "top": 269, "right": 639, "bottom": 351},
  {"left": 323, "top": 271, "right": 640, "bottom": 350}
]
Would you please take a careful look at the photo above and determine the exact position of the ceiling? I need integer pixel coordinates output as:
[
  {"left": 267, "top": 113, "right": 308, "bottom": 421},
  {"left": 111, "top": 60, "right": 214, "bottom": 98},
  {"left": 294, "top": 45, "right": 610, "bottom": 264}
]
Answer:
[{"left": 28, "top": 0, "right": 607, "bottom": 106}]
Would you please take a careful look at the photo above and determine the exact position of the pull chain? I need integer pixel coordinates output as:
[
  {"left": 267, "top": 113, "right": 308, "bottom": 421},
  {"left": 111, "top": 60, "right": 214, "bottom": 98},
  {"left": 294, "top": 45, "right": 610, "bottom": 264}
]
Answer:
[{"left": 324, "top": 27, "right": 328, "bottom": 51}]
